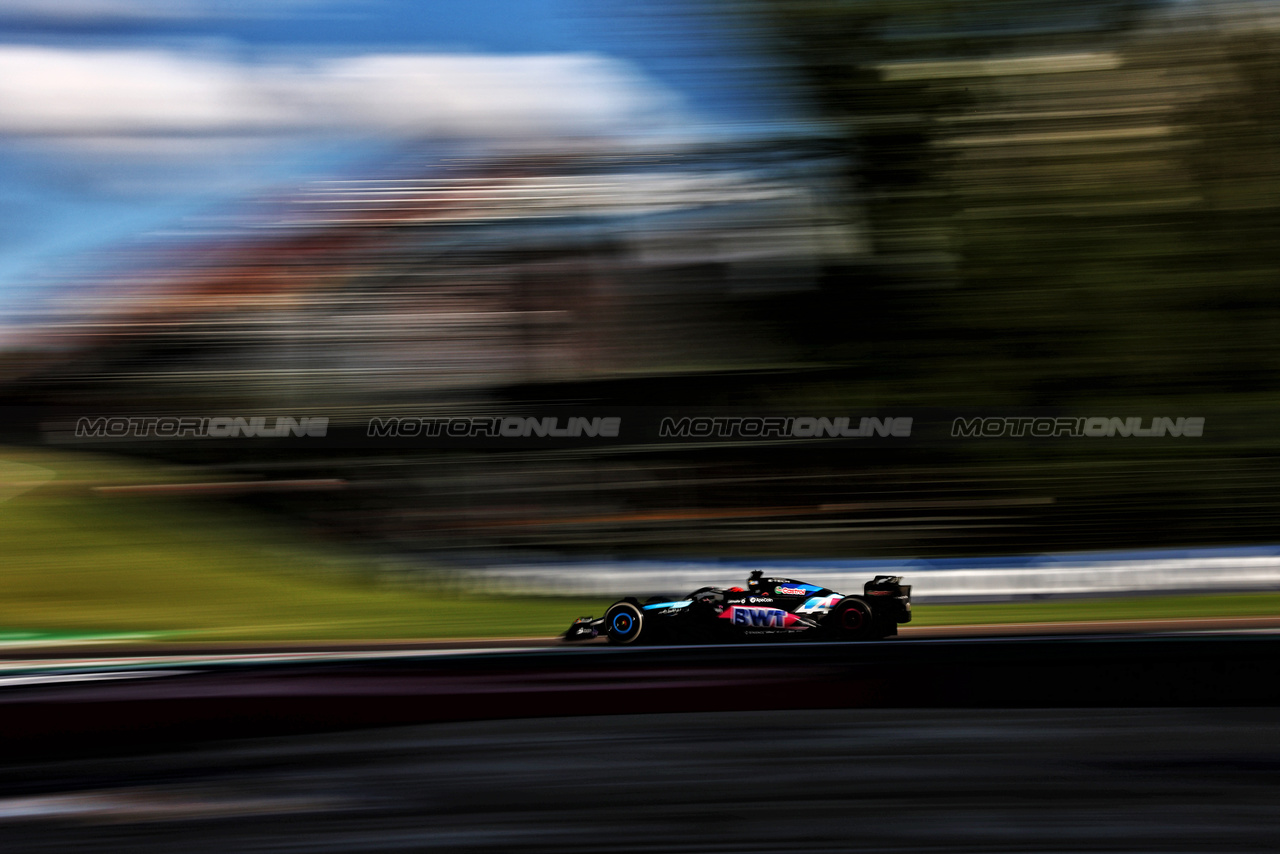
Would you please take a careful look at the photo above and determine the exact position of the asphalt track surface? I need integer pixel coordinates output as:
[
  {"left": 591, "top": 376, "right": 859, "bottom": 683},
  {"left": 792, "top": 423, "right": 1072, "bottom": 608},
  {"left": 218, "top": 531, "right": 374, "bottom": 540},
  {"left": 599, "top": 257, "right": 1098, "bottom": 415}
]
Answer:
[
  {"left": 7, "top": 613, "right": 1280, "bottom": 660},
  {"left": 3, "top": 708, "right": 1280, "bottom": 853},
  {"left": 3, "top": 623, "right": 1280, "bottom": 852},
  {"left": 1, "top": 621, "right": 1280, "bottom": 746}
]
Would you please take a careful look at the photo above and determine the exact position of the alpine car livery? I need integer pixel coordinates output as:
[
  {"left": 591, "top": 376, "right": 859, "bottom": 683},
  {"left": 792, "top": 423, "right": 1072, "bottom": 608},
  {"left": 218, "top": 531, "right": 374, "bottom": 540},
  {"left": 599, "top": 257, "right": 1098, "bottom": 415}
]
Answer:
[{"left": 564, "top": 570, "right": 911, "bottom": 644}]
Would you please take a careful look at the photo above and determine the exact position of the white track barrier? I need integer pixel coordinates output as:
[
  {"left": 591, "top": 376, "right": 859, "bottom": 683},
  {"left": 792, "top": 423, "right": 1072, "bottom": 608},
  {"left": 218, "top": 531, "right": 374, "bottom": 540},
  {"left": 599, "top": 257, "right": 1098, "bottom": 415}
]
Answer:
[{"left": 464, "top": 548, "right": 1280, "bottom": 602}]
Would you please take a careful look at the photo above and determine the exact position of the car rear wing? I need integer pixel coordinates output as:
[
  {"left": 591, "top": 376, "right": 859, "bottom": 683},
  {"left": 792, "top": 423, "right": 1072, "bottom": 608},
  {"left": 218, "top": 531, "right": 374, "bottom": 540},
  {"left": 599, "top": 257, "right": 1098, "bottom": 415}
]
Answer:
[{"left": 863, "top": 575, "right": 912, "bottom": 623}]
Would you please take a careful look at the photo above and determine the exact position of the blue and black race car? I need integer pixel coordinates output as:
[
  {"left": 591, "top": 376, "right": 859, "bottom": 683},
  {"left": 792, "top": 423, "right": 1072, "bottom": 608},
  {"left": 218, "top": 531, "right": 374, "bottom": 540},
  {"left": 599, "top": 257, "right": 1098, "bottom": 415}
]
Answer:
[{"left": 564, "top": 570, "right": 911, "bottom": 644}]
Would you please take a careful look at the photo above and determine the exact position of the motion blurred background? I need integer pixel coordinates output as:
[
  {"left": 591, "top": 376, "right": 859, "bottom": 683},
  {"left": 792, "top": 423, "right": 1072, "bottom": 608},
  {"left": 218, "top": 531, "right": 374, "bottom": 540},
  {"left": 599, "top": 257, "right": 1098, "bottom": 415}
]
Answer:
[{"left": 1, "top": 0, "right": 1279, "bottom": 638}]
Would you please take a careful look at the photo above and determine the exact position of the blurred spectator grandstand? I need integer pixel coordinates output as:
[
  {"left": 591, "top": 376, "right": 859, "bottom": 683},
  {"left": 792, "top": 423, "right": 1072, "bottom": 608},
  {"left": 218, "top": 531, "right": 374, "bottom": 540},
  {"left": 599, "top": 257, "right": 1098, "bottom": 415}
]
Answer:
[{"left": 4, "top": 139, "right": 856, "bottom": 407}]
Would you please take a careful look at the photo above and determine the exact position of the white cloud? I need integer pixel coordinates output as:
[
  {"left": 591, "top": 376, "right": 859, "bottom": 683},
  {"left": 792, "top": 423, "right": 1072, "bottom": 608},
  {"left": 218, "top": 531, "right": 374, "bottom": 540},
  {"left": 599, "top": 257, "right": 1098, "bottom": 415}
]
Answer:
[
  {"left": 0, "top": 45, "right": 680, "bottom": 141},
  {"left": 0, "top": 47, "right": 290, "bottom": 135},
  {"left": 317, "top": 53, "right": 675, "bottom": 136}
]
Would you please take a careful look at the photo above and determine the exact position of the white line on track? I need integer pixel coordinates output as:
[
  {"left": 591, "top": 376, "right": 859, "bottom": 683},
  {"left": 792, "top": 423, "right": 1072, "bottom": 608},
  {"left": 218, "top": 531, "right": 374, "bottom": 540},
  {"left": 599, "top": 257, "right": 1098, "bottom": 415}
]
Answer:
[
  {"left": 0, "top": 670, "right": 193, "bottom": 688},
  {"left": 0, "top": 646, "right": 555, "bottom": 676}
]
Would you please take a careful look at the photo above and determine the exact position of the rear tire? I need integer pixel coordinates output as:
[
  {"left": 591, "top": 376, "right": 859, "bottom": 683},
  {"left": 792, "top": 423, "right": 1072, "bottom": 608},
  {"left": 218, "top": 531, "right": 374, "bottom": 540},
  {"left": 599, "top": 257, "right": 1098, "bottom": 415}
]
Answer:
[
  {"left": 605, "top": 602, "right": 645, "bottom": 645},
  {"left": 829, "top": 598, "right": 874, "bottom": 641}
]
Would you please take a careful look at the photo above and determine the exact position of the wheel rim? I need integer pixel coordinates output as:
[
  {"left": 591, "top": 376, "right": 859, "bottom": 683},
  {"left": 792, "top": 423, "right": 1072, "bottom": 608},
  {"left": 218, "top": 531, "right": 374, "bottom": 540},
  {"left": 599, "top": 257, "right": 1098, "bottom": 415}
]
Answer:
[
  {"left": 612, "top": 612, "right": 634, "bottom": 635},
  {"left": 841, "top": 607, "right": 865, "bottom": 631}
]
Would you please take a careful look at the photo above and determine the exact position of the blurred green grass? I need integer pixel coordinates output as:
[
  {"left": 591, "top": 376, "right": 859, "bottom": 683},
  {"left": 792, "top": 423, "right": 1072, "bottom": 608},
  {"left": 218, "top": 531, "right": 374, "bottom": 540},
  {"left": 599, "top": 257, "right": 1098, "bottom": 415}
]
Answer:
[
  {"left": 0, "top": 446, "right": 608, "bottom": 641},
  {"left": 3, "top": 446, "right": 1280, "bottom": 643},
  {"left": 913, "top": 594, "right": 1280, "bottom": 627}
]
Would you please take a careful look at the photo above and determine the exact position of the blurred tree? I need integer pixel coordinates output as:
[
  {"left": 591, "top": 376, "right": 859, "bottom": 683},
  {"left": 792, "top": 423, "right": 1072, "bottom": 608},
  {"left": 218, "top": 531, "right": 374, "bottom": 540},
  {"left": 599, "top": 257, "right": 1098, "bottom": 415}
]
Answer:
[
  {"left": 745, "top": 0, "right": 973, "bottom": 378},
  {"left": 729, "top": 0, "right": 1280, "bottom": 549},
  {"left": 740, "top": 0, "right": 1280, "bottom": 411}
]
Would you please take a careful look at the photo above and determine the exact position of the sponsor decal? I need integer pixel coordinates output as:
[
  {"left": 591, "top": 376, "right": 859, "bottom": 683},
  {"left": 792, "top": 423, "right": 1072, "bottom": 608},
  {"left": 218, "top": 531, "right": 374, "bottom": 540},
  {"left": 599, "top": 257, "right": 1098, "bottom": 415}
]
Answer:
[
  {"left": 776, "top": 585, "right": 809, "bottom": 596},
  {"left": 720, "top": 606, "right": 804, "bottom": 629},
  {"left": 749, "top": 597, "right": 774, "bottom": 604},
  {"left": 797, "top": 594, "right": 843, "bottom": 614}
]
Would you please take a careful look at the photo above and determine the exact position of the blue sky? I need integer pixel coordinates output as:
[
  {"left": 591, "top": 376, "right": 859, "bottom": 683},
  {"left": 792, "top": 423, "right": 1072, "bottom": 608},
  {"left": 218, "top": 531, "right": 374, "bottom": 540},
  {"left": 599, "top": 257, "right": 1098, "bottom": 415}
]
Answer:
[{"left": 0, "top": 0, "right": 791, "bottom": 314}]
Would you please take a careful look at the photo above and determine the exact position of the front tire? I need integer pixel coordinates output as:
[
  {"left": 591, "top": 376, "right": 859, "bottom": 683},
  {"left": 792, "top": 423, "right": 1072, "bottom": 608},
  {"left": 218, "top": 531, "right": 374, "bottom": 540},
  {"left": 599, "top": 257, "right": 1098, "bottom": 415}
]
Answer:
[{"left": 605, "top": 602, "right": 645, "bottom": 645}]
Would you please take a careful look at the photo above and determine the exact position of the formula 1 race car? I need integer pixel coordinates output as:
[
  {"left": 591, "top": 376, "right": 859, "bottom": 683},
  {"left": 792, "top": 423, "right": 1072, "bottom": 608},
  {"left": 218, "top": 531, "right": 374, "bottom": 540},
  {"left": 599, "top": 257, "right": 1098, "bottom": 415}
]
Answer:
[{"left": 564, "top": 570, "right": 911, "bottom": 644}]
